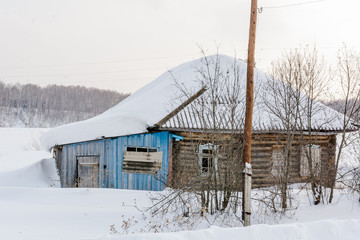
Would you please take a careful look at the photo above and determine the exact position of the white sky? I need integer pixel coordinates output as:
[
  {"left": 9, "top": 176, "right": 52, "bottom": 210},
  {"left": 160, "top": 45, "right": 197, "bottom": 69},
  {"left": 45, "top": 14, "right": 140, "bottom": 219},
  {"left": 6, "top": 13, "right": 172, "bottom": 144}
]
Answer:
[{"left": 0, "top": 0, "right": 359, "bottom": 93}]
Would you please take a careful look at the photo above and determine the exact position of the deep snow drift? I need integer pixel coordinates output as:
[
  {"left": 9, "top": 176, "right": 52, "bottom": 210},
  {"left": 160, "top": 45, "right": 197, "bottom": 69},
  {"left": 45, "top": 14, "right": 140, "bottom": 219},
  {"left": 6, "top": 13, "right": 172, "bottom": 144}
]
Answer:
[{"left": 0, "top": 128, "right": 59, "bottom": 187}]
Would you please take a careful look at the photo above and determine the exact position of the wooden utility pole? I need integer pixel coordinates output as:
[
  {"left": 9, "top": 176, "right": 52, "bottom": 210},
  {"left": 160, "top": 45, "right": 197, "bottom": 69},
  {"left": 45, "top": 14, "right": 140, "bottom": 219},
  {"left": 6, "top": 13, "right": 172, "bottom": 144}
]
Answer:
[{"left": 242, "top": 0, "right": 258, "bottom": 227}]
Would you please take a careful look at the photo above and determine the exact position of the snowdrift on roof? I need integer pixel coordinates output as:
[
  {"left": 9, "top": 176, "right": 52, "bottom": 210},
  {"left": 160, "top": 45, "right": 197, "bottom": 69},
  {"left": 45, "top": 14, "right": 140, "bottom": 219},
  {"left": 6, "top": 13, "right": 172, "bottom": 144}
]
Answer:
[
  {"left": 40, "top": 56, "right": 203, "bottom": 149},
  {"left": 41, "top": 55, "right": 354, "bottom": 149}
]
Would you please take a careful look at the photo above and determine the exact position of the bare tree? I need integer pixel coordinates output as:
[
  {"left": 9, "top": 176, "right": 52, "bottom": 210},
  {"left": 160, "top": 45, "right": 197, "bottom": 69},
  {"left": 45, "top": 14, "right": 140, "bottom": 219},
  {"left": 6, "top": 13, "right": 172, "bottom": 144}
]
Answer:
[
  {"left": 264, "top": 50, "right": 303, "bottom": 211},
  {"left": 152, "top": 52, "right": 246, "bottom": 223},
  {"left": 296, "top": 48, "right": 330, "bottom": 205},
  {"left": 265, "top": 47, "right": 330, "bottom": 208},
  {"left": 328, "top": 45, "right": 360, "bottom": 203}
]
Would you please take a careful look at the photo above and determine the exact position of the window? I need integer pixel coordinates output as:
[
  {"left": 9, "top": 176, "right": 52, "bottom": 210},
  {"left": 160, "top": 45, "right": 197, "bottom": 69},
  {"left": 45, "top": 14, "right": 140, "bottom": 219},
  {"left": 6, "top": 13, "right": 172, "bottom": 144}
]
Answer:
[
  {"left": 300, "top": 145, "right": 321, "bottom": 177},
  {"left": 199, "top": 144, "right": 218, "bottom": 176},
  {"left": 123, "top": 147, "right": 163, "bottom": 174},
  {"left": 126, "top": 147, "right": 158, "bottom": 153},
  {"left": 271, "top": 146, "right": 285, "bottom": 176}
]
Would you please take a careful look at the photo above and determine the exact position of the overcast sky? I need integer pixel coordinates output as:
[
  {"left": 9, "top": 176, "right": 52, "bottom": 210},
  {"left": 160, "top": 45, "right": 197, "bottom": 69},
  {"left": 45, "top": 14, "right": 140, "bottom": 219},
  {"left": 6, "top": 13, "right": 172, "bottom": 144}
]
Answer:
[{"left": 0, "top": 0, "right": 359, "bottom": 93}]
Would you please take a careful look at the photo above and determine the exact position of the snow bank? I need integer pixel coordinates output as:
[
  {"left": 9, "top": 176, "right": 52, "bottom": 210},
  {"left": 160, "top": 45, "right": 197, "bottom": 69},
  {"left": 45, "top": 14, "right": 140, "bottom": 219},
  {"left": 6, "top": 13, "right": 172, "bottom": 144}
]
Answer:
[
  {"left": 100, "top": 219, "right": 360, "bottom": 240},
  {"left": 0, "top": 158, "right": 59, "bottom": 187},
  {"left": 1, "top": 186, "right": 359, "bottom": 240},
  {"left": 0, "top": 188, "right": 152, "bottom": 240},
  {"left": 0, "top": 128, "right": 50, "bottom": 170},
  {"left": 0, "top": 127, "right": 58, "bottom": 187}
]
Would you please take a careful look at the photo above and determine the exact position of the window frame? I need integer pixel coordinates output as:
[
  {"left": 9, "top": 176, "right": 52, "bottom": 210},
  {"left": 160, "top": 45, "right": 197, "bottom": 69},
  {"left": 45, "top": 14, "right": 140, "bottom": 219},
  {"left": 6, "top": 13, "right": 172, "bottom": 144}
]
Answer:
[
  {"left": 198, "top": 143, "right": 218, "bottom": 176},
  {"left": 300, "top": 144, "right": 321, "bottom": 177}
]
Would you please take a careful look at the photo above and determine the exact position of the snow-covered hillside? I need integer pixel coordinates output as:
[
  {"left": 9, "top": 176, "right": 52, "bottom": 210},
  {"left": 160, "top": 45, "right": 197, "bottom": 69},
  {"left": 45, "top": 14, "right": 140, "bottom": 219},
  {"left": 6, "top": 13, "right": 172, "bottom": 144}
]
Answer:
[{"left": 0, "top": 128, "right": 359, "bottom": 239}]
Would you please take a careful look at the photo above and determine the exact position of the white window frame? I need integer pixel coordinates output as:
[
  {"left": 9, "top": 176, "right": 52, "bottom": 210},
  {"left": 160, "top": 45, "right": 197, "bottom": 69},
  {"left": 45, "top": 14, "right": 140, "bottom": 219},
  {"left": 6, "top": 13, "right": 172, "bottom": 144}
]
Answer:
[
  {"left": 300, "top": 145, "right": 321, "bottom": 177},
  {"left": 198, "top": 144, "right": 218, "bottom": 176}
]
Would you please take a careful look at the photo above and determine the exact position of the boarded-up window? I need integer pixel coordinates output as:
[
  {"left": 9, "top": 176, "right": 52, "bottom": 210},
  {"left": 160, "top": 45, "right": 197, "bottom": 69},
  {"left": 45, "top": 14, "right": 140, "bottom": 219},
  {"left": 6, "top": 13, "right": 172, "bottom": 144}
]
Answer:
[
  {"left": 199, "top": 144, "right": 218, "bottom": 176},
  {"left": 300, "top": 145, "right": 321, "bottom": 177},
  {"left": 271, "top": 146, "right": 285, "bottom": 176},
  {"left": 123, "top": 147, "right": 163, "bottom": 174}
]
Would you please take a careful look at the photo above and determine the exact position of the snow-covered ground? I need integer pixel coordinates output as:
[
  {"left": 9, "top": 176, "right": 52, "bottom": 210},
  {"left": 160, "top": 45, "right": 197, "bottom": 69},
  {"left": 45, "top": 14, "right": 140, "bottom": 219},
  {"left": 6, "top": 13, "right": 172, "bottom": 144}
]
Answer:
[{"left": 0, "top": 128, "right": 359, "bottom": 239}]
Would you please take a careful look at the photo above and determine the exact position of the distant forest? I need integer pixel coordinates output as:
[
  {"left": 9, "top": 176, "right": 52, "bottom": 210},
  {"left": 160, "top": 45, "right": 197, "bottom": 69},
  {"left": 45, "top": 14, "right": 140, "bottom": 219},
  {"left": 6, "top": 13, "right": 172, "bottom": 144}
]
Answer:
[
  {"left": 0, "top": 80, "right": 356, "bottom": 128},
  {"left": 0, "top": 81, "right": 129, "bottom": 127}
]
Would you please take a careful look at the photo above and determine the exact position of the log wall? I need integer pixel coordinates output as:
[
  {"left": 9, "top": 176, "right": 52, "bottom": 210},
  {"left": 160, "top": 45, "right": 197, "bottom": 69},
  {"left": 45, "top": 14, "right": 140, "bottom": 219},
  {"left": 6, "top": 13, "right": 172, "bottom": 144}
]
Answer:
[{"left": 171, "top": 131, "right": 337, "bottom": 188}]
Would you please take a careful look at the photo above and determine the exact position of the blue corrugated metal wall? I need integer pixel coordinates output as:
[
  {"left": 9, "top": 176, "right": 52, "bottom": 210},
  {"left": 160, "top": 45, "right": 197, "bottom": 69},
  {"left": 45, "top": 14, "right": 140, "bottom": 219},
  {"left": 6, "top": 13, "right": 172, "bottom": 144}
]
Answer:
[{"left": 60, "top": 131, "right": 170, "bottom": 191}]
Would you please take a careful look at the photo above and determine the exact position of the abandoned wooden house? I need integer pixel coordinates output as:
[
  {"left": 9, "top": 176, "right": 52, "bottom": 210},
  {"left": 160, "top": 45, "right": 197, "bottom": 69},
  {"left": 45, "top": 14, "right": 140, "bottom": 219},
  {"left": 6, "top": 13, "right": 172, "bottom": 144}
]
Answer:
[{"left": 41, "top": 55, "right": 356, "bottom": 190}]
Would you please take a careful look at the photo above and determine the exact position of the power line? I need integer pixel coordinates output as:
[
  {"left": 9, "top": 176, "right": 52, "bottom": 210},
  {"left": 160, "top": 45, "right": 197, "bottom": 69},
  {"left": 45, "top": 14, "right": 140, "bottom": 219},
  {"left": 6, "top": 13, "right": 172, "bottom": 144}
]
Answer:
[
  {"left": 0, "top": 67, "right": 166, "bottom": 78},
  {"left": 1, "top": 44, "right": 359, "bottom": 79},
  {"left": 0, "top": 50, "right": 250, "bottom": 70},
  {"left": 2, "top": 76, "right": 151, "bottom": 85},
  {"left": 1, "top": 42, "right": 354, "bottom": 71},
  {"left": 262, "top": 0, "right": 326, "bottom": 9},
  {"left": 0, "top": 54, "right": 201, "bottom": 70}
]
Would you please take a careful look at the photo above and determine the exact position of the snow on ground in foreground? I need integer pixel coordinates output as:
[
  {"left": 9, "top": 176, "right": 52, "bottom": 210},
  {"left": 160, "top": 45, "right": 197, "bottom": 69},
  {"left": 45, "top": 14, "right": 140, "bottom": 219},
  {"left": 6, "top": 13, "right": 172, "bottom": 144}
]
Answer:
[
  {"left": 0, "top": 187, "right": 359, "bottom": 240},
  {"left": 0, "top": 128, "right": 359, "bottom": 239},
  {"left": 100, "top": 218, "right": 360, "bottom": 240}
]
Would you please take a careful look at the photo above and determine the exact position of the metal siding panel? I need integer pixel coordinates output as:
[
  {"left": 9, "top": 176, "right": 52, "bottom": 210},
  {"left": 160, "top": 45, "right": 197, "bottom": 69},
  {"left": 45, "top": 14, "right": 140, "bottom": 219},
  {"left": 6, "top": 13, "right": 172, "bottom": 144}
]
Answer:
[
  {"left": 104, "top": 139, "right": 117, "bottom": 188},
  {"left": 144, "top": 134, "right": 150, "bottom": 147},
  {"left": 146, "top": 175, "right": 150, "bottom": 190},
  {"left": 110, "top": 139, "right": 116, "bottom": 188},
  {"left": 81, "top": 143, "right": 85, "bottom": 155},
  {"left": 143, "top": 175, "right": 147, "bottom": 190},
  {"left": 114, "top": 138, "right": 118, "bottom": 188},
  {"left": 102, "top": 140, "right": 107, "bottom": 188},
  {"left": 139, "top": 174, "right": 143, "bottom": 190},
  {"left": 150, "top": 175, "right": 154, "bottom": 191},
  {"left": 129, "top": 173, "right": 133, "bottom": 189},
  {"left": 64, "top": 145, "right": 69, "bottom": 187},
  {"left": 61, "top": 146, "right": 67, "bottom": 187},
  {"left": 63, "top": 146, "right": 68, "bottom": 187},
  {"left": 117, "top": 137, "right": 124, "bottom": 189},
  {"left": 102, "top": 140, "right": 106, "bottom": 187},
  {"left": 124, "top": 173, "right": 128, "bottom": 189},
  {"left": 65, "top": 144, "right": 73, "bottom": 187},
  {"left": 115, "top": 138, "right": 119, "bottom": 188},
  {"left": 156, "top": 131, "right": 169, "bottom": 191},
  {"left": 66, "top": 145, "right": 72, "bottom": 187},
  {"left": 135, "top": 174, "right": 139, "bottom": 190},
  {"left": 70, "top": 144, "right": 77, "bottom": 187},
  {"left": 134, "top": 174, "right": 138, "bottom": 190},
  {"left": 99, "top": 140, "right": 105, "bottom": 187}
]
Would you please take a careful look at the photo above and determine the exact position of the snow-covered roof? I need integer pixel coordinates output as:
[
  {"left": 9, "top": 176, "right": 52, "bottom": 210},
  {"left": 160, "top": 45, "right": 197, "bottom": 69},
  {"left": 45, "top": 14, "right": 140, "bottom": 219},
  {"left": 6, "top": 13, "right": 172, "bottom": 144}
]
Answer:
[{"left": 41, "top": 55, "right": 356, "bottom": 149}]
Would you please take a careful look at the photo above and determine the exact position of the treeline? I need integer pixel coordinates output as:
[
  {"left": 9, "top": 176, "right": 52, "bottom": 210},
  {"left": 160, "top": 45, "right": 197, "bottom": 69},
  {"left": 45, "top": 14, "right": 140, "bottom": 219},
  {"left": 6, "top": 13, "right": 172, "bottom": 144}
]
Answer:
[{"left": 0, "top": 81, "right": 129, "bottom": 127}]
